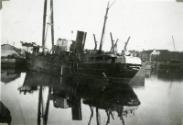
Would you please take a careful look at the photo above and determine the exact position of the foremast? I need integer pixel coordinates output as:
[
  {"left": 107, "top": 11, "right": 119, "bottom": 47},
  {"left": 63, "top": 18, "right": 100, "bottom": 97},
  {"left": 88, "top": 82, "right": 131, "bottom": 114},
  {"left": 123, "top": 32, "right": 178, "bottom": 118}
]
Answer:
[
  {"left": 99, "top": 2, "right": 110, "bottom": 52},
  {"left": 42, "top": 0, "right": 55, "bottom": 54}
]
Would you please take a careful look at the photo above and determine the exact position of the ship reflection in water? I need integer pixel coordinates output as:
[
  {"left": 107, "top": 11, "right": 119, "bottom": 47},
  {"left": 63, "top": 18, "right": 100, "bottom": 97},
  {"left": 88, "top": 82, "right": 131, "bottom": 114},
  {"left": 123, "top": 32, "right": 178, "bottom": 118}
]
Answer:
[
  {"left": 1, "top": 68, "right": 183, "bottom": 125},
  {"left": 1, "top": 68, "right": 21, "bottom": 84},
  {"left": 17, "top": 70, "right": 141, "bottom": 125}
]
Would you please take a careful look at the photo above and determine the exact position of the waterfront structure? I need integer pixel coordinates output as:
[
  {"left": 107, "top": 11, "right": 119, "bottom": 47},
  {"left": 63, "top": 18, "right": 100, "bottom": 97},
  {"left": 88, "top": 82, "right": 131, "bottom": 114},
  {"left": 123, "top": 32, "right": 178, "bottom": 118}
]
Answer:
[{"left": 1, "top": 44, "right": 25, "bottom": 68}]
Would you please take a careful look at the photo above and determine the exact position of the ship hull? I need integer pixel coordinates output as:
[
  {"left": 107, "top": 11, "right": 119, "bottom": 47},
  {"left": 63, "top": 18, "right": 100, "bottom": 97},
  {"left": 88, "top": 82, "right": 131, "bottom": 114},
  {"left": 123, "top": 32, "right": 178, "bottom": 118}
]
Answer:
[
  {"left": 27, "top": 54, "right": 62, "bottom": 75},
  {"left": 1, "top": 57, "right": 26, "bottom": 69},
  {"left": 77, "top": 63, "right": 141, "bottom": 81}
]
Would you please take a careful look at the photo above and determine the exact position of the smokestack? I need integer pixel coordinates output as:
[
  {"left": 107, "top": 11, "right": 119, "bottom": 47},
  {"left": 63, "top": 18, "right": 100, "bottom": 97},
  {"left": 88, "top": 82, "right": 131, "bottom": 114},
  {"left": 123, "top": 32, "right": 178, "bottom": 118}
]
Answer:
[
  {"left": 71, "top": 98, "right": 82, "bottom": 120},
  {"left": 75, "top": 31, "right": 87, "bottom": 53}
]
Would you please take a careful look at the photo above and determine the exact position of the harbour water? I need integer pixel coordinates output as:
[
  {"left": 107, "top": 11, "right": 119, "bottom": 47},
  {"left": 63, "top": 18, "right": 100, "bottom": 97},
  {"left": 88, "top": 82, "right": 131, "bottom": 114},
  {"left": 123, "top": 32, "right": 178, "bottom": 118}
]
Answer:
[{"left": 1, "top": 68, "right": 183, "bottom": 125}]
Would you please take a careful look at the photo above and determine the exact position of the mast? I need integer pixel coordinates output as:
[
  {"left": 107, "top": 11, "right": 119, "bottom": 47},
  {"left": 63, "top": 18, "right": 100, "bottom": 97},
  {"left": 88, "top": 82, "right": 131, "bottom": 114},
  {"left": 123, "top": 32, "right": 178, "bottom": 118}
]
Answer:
[
  {"left": 110, "top": 32, "right": 114, "bottom": 53},
  {"left": 42, "top": 0, "right": 48, "bottom": 53},
  {"left": 99, "top": 2, "right": 110, "bottom": 52},
  {"left": 123, "top": 36, "right": 130, "bottom": 52},
  {"left": 172, "top": 35, "right": 176, "bottom": 51},
  {"left": 113, "top": 38, "right": 118, "bottom": 53},
  {"left": 93, "top": 34, "right": 97, "bottom": 50},
  {"left": 50, "top": 0, "right": 54, "bottom": 48},
  {"left": 122, "top": 36, "right": 130, "bottom": 55}
]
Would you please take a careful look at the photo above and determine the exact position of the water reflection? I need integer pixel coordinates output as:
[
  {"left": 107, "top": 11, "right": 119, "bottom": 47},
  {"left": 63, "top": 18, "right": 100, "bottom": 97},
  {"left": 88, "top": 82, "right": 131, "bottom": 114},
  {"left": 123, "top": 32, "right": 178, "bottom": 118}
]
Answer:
[
  {"left": 144, "top": 68, "right": 183, "bottom": 82},
  {"left": 1, "top": 67, "right": 183, "bottom": 125},
  {"left": 18, "top": 71, "right": 60, "bottom": 94},
  {"left": 82, "top": 83, "right": 140, "bottom": 125},
  {"left": 1, "top": 68, "right": 21, "bottom": 84},
  {"left": 37, "top": 86, "right": 51, "bottom": 125},
  {"left": 153, "top": 69, "right": 183, "bottom": 81},
  {"left": 15, "top": 68, "right": 141, "bottom": 125}
]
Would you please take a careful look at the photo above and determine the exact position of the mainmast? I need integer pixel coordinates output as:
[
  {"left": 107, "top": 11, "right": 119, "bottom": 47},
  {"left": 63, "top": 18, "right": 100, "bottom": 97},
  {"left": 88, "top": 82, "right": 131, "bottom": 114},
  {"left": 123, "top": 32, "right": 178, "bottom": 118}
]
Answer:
[
  {"left": 50, "top": 0, "right": 54, "bottom": 48},
  {"left": 42, "top": 0, "right": 48, "bottom": 53},
  {"left": 42, "top": 0, "right": 55, "bottom": 53},
  {"left": 99, "top": 2, "right": 110, "bottom": 52}
]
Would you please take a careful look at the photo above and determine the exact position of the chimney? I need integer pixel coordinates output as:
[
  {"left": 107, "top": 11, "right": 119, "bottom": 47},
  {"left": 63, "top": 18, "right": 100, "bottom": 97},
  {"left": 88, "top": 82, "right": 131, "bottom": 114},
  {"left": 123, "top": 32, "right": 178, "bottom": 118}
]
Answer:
[{"left": 75, "top": 31, "right": 87, "bottom": 53}]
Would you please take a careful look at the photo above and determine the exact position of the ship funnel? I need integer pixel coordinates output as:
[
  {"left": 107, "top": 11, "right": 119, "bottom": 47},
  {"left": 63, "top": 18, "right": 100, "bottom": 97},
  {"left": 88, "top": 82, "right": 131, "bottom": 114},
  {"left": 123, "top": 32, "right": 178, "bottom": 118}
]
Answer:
[{"left": 75, "top": 31, "right": 87, "bottom": 53}]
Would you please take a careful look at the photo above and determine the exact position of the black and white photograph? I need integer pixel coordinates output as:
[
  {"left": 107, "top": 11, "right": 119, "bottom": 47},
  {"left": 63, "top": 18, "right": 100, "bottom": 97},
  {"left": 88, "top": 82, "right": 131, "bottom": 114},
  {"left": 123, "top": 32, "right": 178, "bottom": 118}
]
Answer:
[{"left": 0, "top": 0, "right": 183, "bottom": 125}]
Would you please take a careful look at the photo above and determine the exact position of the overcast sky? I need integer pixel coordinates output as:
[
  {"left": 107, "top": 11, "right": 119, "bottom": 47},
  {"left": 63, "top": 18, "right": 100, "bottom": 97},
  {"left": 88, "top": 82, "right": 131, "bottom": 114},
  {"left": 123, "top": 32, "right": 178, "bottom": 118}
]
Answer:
[{"left": 1, "top": 0, "right": 183, "bottom": 52}]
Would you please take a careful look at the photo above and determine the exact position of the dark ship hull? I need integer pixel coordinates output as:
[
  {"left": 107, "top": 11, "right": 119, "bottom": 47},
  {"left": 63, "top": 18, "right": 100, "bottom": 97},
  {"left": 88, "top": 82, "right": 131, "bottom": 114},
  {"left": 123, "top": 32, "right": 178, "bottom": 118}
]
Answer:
[
  {"left": 70, "top": 31, "right": 142, "bottom": 81},
  {"left": 1, "top": 57, "right": 26, "bottom": 68},
  {"left": 74, "top": 52, "right": 142, "bottom": 82},
  {"left": 26, "top": 54, "right": 62, "bottom": 75},
  {"left": 77, "top": 63, "right": 141, "bottom": 79}
]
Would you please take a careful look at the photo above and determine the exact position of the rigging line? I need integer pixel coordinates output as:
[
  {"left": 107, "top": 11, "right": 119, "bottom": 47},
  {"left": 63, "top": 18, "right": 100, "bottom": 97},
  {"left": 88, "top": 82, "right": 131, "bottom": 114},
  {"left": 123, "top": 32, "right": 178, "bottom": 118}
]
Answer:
[{"left": 108, "top": 0, "right": 116, "bottom": 9}]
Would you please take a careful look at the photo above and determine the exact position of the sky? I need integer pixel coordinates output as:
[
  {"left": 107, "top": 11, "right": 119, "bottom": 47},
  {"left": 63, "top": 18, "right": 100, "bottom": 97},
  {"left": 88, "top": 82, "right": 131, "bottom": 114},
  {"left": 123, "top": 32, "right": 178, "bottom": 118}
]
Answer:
[{"left": 1, "top": 0, "right": 183, "bottom": 52}]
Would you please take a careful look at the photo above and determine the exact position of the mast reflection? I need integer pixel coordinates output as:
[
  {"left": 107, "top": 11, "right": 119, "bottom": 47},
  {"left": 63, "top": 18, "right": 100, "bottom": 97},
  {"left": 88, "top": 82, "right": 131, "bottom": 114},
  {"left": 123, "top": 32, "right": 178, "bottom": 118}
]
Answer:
[{"left": 37, "top": 86, "right": 51, "bottom": 125}]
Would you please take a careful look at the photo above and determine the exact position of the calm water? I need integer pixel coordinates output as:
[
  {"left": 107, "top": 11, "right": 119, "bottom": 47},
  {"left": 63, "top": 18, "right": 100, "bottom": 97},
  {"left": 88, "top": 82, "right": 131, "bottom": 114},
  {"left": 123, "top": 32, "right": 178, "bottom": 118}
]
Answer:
[{"left": 1, "top": 68, "right": 183, "bottom": 125}]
